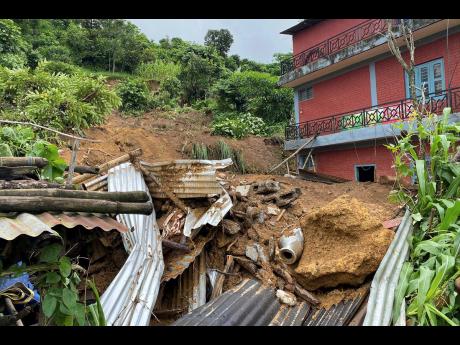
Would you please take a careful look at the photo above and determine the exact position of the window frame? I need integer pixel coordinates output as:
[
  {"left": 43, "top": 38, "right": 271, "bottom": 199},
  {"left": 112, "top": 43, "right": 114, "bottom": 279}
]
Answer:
[
  {"left": 404, "top": 58, "right": 445, "bottom": 100},
  {"left": 298, "top": 85, "right": 313, "bottom": 101}
]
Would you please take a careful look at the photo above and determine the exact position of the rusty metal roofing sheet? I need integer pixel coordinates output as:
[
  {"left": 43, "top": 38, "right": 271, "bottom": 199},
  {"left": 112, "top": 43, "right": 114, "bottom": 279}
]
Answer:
[
  {"left": 0, "top": 211, "right": 128, "bottom": 241},
  {"left": 36, "top": 212, "right": 128, "bottom": 233},
  {"left": 0, "top": 213, "right": 59, "bottom": 241},
  {"left": 141, "top": 159, "right": 232, "bottom": 198},
  {"left": 183, "top": 189, "right": 232, "bottom": 237},
  {"left": 162, "top": 230, "right": 215, "bottom": 283},
  {"left": 101, "top": 162, "right": 164, "bottom": 326},
  {"left": 172, "top": 279, "right": 311, "bottom": 326}
]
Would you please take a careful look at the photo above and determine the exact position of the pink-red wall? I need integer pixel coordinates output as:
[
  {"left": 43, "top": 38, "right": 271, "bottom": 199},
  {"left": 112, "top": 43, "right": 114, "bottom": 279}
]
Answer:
[
  {"left": 299, "top": 65, "right": 371, "bottom": 122},
  {"left": 298, "top": 32, "right": 460, "bottom": 124},
  {"left": 292, "top": 19, "right": 368, "bottom": 55},
  {"left": 314, "top": 145, "right": 395, "bottom": 180},
  {"left": 375, "top": 32, "right": 460, "bottom": 104}
]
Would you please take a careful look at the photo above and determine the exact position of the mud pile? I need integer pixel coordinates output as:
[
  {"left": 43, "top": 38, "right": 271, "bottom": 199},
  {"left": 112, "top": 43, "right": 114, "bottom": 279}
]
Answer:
[{"left": 293, "top": 195, "right": 394, "bottom": 290}]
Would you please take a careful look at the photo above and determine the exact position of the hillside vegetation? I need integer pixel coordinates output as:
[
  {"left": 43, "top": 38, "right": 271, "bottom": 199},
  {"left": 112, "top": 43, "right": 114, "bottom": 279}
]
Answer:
[{"left": 0, "top": 19, "right": 294, "bottom": 141}]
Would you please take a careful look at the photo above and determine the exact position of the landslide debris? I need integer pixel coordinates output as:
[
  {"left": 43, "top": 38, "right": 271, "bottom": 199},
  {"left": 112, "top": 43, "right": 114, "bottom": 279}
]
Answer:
[{"left": 293, "top": 195, "right": 394, "bottom": 290}]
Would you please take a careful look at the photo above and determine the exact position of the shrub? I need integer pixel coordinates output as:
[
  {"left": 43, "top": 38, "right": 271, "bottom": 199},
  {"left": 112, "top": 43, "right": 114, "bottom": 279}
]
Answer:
[
  {"left": 0, "top": 65, "right": 121, "bottom": 133},
  {"left": 116, "top": 78, "right": 150, "bottom": 113},
  {"left": 191, "top": 143, "right": 209, "bottom": 160},
  {"left": 212, "top": 112, "right": 269, "bottom": 139},
  {"left": 136, "top": 60, "right": 181, "bottom": 83},
  {"left": 36, "top": 60, "right": 81, "bottom": 76},
  {"left": 213, "top": 70, "right": 293, "bottom": 124}
]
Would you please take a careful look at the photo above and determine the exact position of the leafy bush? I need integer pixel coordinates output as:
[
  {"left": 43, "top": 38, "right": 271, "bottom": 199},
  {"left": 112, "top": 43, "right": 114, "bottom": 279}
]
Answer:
[
  {"left": 36, "top": 60, "right": 81, "bottom": 76},
  {"left": 0, "top": 65, "right": 120, "bottom": 133},
  {"left": 191, "top": 143, "right": 209, "bottom": 160},
  {"left": 116, "top": 78, "right": 150, "bottom": 113},
  {"left": 0, "top": 125, "right": 66, "bottom": 181},
  {"left": 213, "top": 70, "right": 293, "bottom": 124},
  {"left": 388, "top": 108, "right": 460, "bottom": 326},
  {"left": 136, "top": 60, "right": 181, "bottom": 83},
  {"left": 0, "top": 19, "right": 29, "bottom": 69},
  {"left": 212, "top": 112, "right": 269, "bottom": 139}
]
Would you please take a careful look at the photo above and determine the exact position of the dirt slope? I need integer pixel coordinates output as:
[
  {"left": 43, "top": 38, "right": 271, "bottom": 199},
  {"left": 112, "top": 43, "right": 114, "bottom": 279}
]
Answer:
[{"left": 61, "top": 110, "right": 285, "bottom": 173}]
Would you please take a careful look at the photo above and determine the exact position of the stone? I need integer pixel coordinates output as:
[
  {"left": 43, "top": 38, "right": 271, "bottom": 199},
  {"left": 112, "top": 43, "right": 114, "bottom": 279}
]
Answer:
[
  {"left": 222, "top": 219, "right": 241, "bottom": 235},
  {"left": 276, "top": 290, "right": 297, "bottom": 306},
  {"left": 267, "top": 205, "right": 281, "bottom": 216},
  {"left": 235, "top": 185, "right": 251, "bottom": 197},
  {"left": 245, "top": 244, "right": 259, "bottom": 262}
]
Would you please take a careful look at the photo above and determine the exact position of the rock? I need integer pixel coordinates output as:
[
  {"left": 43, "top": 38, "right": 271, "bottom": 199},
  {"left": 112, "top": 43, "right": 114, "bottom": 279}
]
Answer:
[
  {"left": 235, "top": 185, "right": 251, "bottom": 197},
  {"left": 247, "top": 228, "right": 259, "bottom": 241},
  {"left": 267, "top": 205, "right": 281, "bottom": 216},
  {"left": 255, "top": 243, "right": 269, "bottom": 263},
  {"left": 222, "top": 219, "right": 241, "bottom": 235},
  {"left": 252, "top": 180, "right": 280, "bottom": 194},
  {"left": 293, "top": 195, "right": 394, "bottom": 290},
  {"left": 276, "top": 290, "right": 297, "bottom": 306},
  {"left": 245, "top": 244, "right": 259, "bottom": 262}
]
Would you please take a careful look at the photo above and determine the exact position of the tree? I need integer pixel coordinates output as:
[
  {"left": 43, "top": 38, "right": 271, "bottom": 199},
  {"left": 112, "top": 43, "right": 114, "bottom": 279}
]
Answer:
[
  {"left": 204, "top": 29, "right": 233, "bottom": 57},
  {"left": 0, "top": 19, "right": 29, "bottom": 68}
]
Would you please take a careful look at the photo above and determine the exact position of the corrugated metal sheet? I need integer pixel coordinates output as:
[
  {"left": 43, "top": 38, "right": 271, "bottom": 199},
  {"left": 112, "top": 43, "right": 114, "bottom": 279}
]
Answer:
[
  {"left": 36, "top": 212, "right": 128, "bottom": 233},
  {"left": 162, "top": 231, "right": 215, "bottom": 283},
  {"left": 0, "top": 213, "right": 59, "bottom": 241},
  {"left": 154, "top": 252, "right": 207, "bottom": 315},
  {"left": 183, "top": 190, "right": 233, "bottom": 237},
  {"left": 303, "top": 292, "right": 368, "bottom": 326},
  {"left": 0, "top": 212, "right": 128, "bottom": 241},
  {"left": 141, "top": 159, "right": 232, "bottom": 198},
  {"left": 172, "top": 279, "right": 311, "bottom": 326},
  {"left": 101, "top": 162, "right": 164, "bottom": 326},
  {"left": 363, "top": 209, "right": 413, "bottom": 326}
]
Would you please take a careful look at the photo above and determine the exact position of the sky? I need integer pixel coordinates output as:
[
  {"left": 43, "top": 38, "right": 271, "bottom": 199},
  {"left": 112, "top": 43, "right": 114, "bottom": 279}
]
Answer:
[{"left": 128, "top": 19, "right": 300, "bottom": 64}]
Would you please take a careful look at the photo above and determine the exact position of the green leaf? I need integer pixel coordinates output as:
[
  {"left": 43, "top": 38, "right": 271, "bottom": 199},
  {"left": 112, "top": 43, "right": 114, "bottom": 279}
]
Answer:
[
  {"left": 42, "top": 294, "right": 57, "bottom": 318},
  {"left": 439, "top": 200, "right": 460, "bottom": 230},
  {"left": 416, "top": 266, "right": 434, "bottom": 319},
  {"left": 426, "top": 254, "right": 455, "bottom": 301},
  {"left": 392, "top": 262, "right": 413, "bottom": 324},
  {"left": 59, "top": 256, "right": 72, "bottom": 277},
  {"left": 74, "top": 303, "right": 86, "bottom": 326},
  {"left": 59, "top": 303, "right": 74, "bottom": 316},
  {"left": 452, "top": 231, "right": 460, "bottom": 257},
  {"left": 62, "top": 287, "right": 77, "bottom": 310},
  {"left": 46, "top": 272, "right": 61, "bottom": 284},
  {"left": 39, "top": 243, "right": 62, "bottom": 263},
  {"left": 445, "top": 175, "right": 460, "bottom": 199},
  {"left": 411, "top": 212, "right": 423, "bottom": 223},
  {"left": 415, "top": 160, "right": 426, "bottom": 198},
  {"left": 425, "top": 303, "right": 458, "bottom": 326}
]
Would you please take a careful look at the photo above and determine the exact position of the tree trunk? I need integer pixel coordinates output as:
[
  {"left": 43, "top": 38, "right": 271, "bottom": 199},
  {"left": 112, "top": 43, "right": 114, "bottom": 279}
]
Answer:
[
  {"left": 0, "top": 157, "right": 48, "bottom": 168},
  {"left": 0, "top": 189, "right": 149, "bottom": 202},
  {"left": 0, "top": 180, "right": 75, "bottom": 190},
  {"left": 0, "top": 196, "right": 153, "bottom": 214}
]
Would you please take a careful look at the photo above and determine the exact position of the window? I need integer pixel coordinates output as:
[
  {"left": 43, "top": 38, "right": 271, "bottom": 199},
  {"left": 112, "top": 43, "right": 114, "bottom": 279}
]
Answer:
[
  {"left": 298, "top": 86, "right": 313, "bottom": 101},
  {"left": 405, "top": 58, "right": 445, "bottom": 99}
]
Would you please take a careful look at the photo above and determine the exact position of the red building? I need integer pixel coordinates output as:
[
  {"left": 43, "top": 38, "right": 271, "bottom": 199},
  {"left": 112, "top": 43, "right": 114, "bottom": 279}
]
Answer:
[{"left": 279, "top": 19, "right": 460, "bottom": 182}]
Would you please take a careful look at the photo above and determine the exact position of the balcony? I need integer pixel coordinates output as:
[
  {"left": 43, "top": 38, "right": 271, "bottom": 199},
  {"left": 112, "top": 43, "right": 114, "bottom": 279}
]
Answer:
[
  {"left": 285, "top": 87, "right": 460, "bottom": 142},
  {"left": 279, "top": 19, "right": 444, "bottom": 87}
]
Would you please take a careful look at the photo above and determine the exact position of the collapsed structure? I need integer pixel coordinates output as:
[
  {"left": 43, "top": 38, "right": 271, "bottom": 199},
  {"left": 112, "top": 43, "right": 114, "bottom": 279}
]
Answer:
[{"left": 0, "top": 144, "right": 404, "bottom": 326}]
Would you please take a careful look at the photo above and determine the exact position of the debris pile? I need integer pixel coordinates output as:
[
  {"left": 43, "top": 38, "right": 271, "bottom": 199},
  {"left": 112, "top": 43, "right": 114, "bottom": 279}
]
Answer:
[{"left": 293, "top": 195, "right": 395, "bottom": 290}]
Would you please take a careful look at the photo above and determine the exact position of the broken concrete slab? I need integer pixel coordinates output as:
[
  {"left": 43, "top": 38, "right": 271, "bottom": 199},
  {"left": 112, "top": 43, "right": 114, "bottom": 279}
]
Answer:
[
  {"left": 266, "top": 205, "right": 281, "bottom": 216},
  {"left": 235, "top": 185, "right": 251, "bottom": 197},
  {"left": 245, "top": 244, "right": 259, "bottom": 262}
]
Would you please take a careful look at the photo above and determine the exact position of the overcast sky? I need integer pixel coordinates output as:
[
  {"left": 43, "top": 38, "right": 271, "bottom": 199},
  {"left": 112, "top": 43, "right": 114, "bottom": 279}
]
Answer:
[{"left": 128, "top": 19, "right": 300, "bottom": 63}]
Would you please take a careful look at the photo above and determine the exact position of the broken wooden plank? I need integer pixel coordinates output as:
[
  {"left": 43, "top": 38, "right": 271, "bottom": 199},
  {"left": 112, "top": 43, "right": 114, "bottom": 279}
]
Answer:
[
  {"left": 211, "top": 255, "right": 235, "bottom": 300},
  {"left": 0, "top": 157, "right": 48, "bottom": 168},
  {"left": 0, "top": 189, "right": 149, "bottom": 202}
]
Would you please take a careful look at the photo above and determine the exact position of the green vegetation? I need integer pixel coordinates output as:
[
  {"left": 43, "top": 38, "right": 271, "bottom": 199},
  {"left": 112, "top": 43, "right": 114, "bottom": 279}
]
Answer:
[
  {"left": 387, "top": 108, "right": 460, "bottom": 326},
  {"left": 0, "top": 19, "right": 293, "bottom": 140},
  {"left": 188, "top": 139, "right": 247, "bottom": 174}
]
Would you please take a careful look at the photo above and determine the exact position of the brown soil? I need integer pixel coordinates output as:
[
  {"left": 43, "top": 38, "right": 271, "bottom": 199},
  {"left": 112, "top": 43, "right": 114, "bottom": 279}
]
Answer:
[
  {"left": 89, "top": 245, "right": 128, "bottom": 294},
  {"left": 60, "top": 111, "right": 284, "bottom": 173},
  {"left": 315, "top": 282, "right": 370, "bottom": 310},
  {"left": 293, "top": 195, "right": 395, "bottom": 290}
]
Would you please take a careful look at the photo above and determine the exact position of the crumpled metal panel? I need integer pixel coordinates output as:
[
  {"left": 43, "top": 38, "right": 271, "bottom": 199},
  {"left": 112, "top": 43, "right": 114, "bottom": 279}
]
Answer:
[
  {"left": 363, "top": 209, "right": 413, "bottom": 326},
  {"left": 0, "top": 213, "right": 59, "bottom": 241},
  {"left": 172, "top": 279, "right": 311, "bottom": 326},
  {"left": 162, "top": 231, "right": 215, "bottom": 283},
  {"left": 141, "top": 159, "right": 232, "bottom": 198},
  {"left": 101, "top": 162, "right": 164, "bottom": 326},
  {"left": 183, "top": 189, "right": 232, "bottom": 237},
  {"left": 0, "top": 211, "right": 128, "bottom": 241}
]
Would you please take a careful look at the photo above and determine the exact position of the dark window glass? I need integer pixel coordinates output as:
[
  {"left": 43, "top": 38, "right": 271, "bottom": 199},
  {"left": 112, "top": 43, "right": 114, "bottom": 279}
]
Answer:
[
  {"left": 434, "top": 80, "right": 442, "bottom": 94},
  {"left": 299, "top": 86, "right": 313, "bottom": 101},
  {"left": 433, "top": 63, "right": 441, "bottom": 78}
]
